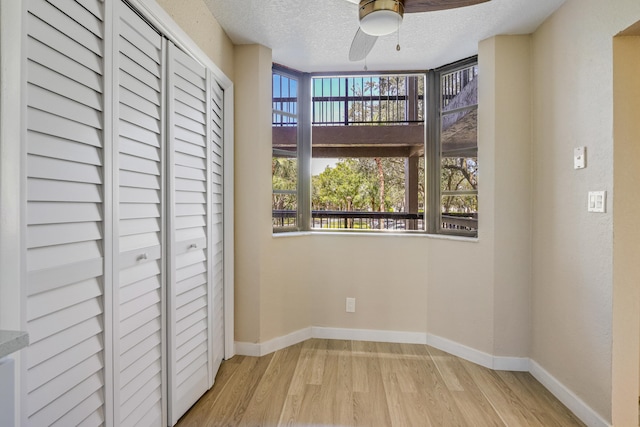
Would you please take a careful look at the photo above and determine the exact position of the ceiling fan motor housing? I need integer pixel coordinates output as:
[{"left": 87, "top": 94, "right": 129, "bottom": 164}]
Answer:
[{"left": 359, "top": 0, "right": 404, "bottom": 36}]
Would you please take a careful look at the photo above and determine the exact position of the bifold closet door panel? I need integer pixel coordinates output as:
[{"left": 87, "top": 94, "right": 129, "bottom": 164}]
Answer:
[
  {"left": 25, "top": 0, "right": 109, "bottom": 425},
  {"left": 114, "top": 3, "right": 166, "bottom": 426},
  {"left": 167, "top": 43, "right": 212, "bottom": 425},
  {"left": 209, "top": 79, "right": 225, "bottom": 377}
]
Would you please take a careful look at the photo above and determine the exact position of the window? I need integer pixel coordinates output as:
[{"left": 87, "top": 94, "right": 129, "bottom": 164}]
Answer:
[
  {"left": 436, "top": 60, "right": 479, "bottom": 236},
  {"left": 272, "top": 57, "right": 478, "bottom": 237},
  {"left": 272, "top": 68, "right": 300, "bottom": 230}
]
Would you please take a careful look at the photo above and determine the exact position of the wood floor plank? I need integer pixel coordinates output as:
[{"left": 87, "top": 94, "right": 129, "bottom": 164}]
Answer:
[
  {"left": 352, "top": 341, "right": 392, "bottom": 426},
  {"left": 176, "top": 339, "right": 586, "bottom": 427},
  {"left": 427, "top": 346, "right": 505, "bottom": 427},
  {"left": 499, "top": 370, "right": 585, "bottom": 426},
  {"left": 458, "top": 358, "right": 547, "bottom": 427},
  {"left": 238, "top": 343, "right": 302, "bottom": 426},
  {"left": 377, "top": 342, "right": 434, "bottom": 427},
  {"left": 195, "top": 353, "right": 274, "bottom": 426},
  {"left": 175, "top": 355, "right": 244, "bottom": 427}
]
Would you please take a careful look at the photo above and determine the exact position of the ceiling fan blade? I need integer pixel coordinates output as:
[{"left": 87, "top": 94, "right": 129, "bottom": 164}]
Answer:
[
  {"left": 404, "top": 0, "right": 490, "bottom": 14},
  {"left": 349, "top": 28, "right": 378, "bottom": 62}
]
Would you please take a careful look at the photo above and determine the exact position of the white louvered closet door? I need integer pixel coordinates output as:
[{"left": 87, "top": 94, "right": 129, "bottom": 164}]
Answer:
[
  {"left": 209, "top": 79, "right": 225, "bottom": 378},
  {"left": 25, "top": 0, "right": 109, "bottom": 425},
  {"left": 114, "top": 3, "right": 166, "bottom": 426},
  {"left": 167, "top": 43, "right": 213, "bottom": 425}
]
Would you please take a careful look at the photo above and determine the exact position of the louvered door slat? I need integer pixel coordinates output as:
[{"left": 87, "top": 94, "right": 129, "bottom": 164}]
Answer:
[
  {"left": 120, "top": 136, "right": 161, "bottom": 161},
  {"left": 120, "top": 87, "right": 161, "bottom": 120},
  {"left": 28, "top": 107, "right": 102, "bottom": 146},
  {"left": 47, "top": 0, "right": 105, "bottom": 39},
  {"left": 30, "top": 0, "right": 103, "bottom": 55},
  {"left": 28, "top": 132, "right": 102, "bottom": 165},
  {"left": 28, "top": 84, "right": 102, "bottom": 128},
  {"left": 114, "top": 2, "right": 166, "bottom": 425},
  {"left": 26, "top": 317, "right": 103, "bottom": 368},
  {"left": 28, "top": 60, "right": 102, "bottom": 111},
  {"left": 29, "top": 179, "right": 102, "bottom": 203},
  {"left": 29, "top": 337, "right": 102, "bottom": 398},
  {"left": 174, "top": 100, "right": 205, "bottom": 124},
  {"left": 29, "top": 371, "right": 104, "bottom": 426},
  {"left": 168, "top": 43, "right": 212, "bottom": 425},
  {"left": 28, "top": 37, "right": 103, "bottom": 92},
  {"left": 28, "top": 154, "right": 102, "bottom": 183},
  {"left": 120, "top": 71, "right": 162, "bottom": 107},
  {"left": 27, "top": 13, "right": 102, "bottom": 74},
  {"left": 25, "top": 2, "right": 107, "bottom": 424}
]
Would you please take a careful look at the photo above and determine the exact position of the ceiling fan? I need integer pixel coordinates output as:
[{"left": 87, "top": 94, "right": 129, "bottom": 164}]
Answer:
[{"left": 347, "top": 0, "right": 491, "bottom": 62}]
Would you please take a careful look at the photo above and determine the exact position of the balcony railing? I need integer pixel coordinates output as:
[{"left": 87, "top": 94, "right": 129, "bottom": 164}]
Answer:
[{"left": 272, "top": 210, "right": 477, "bottom": 233}]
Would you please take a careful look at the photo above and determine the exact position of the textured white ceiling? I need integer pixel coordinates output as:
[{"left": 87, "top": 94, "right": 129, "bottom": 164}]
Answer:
[{"left": 203, "top": 0, "right": 566, "bottom": 72}]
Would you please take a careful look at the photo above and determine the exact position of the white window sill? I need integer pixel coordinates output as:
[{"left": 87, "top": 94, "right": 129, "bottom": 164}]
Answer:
[{"left": 273, "top": 230, "right": 478, "bottom": 242}]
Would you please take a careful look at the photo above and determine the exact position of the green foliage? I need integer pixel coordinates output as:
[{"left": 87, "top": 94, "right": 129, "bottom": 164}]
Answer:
[
  {"left": 312, "top": 158, "right": 414, "bottom": 212},
  {"left": 272, "top": 157, "right": 297, "bottom": 211},
  {"left": 441, "top": 157, "right": 478, "bottom": 213}
]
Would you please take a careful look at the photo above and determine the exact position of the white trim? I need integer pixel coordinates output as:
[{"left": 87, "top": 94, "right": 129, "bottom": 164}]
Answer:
[
  {"left": 426, "top": 333, "right": 529, "bottom": 372},
  {"left": 312, "top": 327, "right": 428, "bottom": 344},
  {"left": 103, "top": 1, "right": 116, "bottom": 424},
  {"left": 234, "top": 342, "right": 262, "bottom": 358},
  {"left": 492, "top": 355, "right": 530, "bottom": 372},
  {"left": 223, "top": 85, "right": 235, "bottom": 360},
  {"left": 0, "top": 2, "right": 28, "bottom": 426},
  {"left": 235, "top": 328, "right": 531, "bottom": 369},
  {"left": 529, "top": 360, "right": 611, "bottom": 427},
  {"left": 235, "top": 328, "right": 312, "bottom": 357}
]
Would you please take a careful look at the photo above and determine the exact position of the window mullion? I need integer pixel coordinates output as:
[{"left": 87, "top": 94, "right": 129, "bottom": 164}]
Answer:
[
  {"left": 298, "top": 72, "right": 312, "bottom": 231},
  {"left": 425, "top": 70, "right": 440, "bottom": 234}
]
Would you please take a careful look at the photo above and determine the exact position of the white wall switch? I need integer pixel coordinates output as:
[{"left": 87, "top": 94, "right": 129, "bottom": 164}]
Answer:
[
  {"left": 588, "top": 191, "right": 606, "bottom": 213},
  {"left": 574, "top": 146, "right": 586, "bottom": 169},
  {"left": 346, "top": 297, "right": 356, "bottom": 313}
]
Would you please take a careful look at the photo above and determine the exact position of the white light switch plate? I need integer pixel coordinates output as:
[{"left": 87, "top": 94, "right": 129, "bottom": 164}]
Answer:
[
  {"left": 588, "top": 191, "right": 606, "bottom": 213},
  {"left": 574, "top": 146, "right": 586, "bottom": 169}
]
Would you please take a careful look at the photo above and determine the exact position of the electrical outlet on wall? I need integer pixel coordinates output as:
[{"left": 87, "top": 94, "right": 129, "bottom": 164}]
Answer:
[{"left": 346, "top": 297, "right": 356, "bottom": 313}]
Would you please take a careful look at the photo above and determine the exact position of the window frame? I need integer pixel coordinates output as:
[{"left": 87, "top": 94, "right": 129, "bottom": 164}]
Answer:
[
  {"left": 272, "top": 56, "right": 478, "bottom": 237},
  {"left": 430, "top": 57, "right": 479, "bottom": 237},
  {"left": 272, "top": 65, "right": 312, "bottom": 232}
]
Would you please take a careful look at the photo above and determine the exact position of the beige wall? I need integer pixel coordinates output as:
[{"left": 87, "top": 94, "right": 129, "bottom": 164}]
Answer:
[
  {"left": 531, "top": 0, "right": 640, "bottom": 420},
  {"left": 233, "top": 37, "right": 534, "bottom": 362},
  {"left": 309, "top": 234, "right": 428, "bottom": 333},
  {"left": 156, "top": 0, "right": 235, "bottom": 79},
  {"left": 612, "top": 32, "right": 640, "bottom": 426},
  {"left": 488, "top": 36, "right": 532, "bottom": 357},
  {"left": 233, "top": 45, "right": 272, "bottom": 343}
]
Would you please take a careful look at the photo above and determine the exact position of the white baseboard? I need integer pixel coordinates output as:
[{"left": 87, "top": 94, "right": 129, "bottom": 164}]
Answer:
[
  {"left": 235, "top": 328, "right": 608, "bottom": 427},
  {"left": 529, "top": 360, "right": 611, "bottom": 427},
  {"left": 311, "top": 326, "right": 428, "bottom": 344},
  {"left": 426, "top": 333, "right": 529, "bottom": 372},
  {"left": 235, "top": 327, "right": 312, "bottom": 357}
]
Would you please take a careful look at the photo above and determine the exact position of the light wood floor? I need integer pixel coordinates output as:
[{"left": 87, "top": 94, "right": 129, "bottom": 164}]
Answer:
[{"left": 176, "top": 339, "right": 585, "bottom": 427}]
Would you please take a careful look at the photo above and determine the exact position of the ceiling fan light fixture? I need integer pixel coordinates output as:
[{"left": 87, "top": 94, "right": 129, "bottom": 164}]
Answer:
[{"left": 359, "top": 0, "right": 404, "bottom": 36}]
